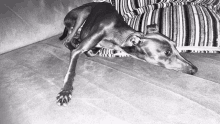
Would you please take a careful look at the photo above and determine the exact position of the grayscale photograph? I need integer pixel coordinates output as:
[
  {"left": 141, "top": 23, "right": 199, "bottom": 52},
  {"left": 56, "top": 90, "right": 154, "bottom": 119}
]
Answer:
[{"left": 0, "top": 0, "right": 220, "bottom": 124}]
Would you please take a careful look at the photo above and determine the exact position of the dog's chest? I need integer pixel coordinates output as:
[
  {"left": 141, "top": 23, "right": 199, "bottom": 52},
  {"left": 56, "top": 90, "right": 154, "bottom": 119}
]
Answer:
[
  {"left": 96, "top": 31, "right": 124, "bottom": 49},
  {"left": 96, "top": 39, "right": 117, "bottom": 49}
]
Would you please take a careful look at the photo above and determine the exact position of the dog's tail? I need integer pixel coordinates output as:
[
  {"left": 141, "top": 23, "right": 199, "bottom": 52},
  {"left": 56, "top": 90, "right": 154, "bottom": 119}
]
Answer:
[{"left": 59, "top": 27, "right": 68, "bottom": 40}]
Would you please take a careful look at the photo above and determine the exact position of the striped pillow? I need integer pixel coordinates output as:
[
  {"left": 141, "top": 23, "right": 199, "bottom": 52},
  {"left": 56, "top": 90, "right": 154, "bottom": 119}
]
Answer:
[
  {"left": 107, "top": 0, "right": 160, "bottom": 16},
  {"left": 108, "top": 0, "right": 220, "bottom": 14},
  {"left": 107, "top": 0, "right": 220, "bottom": 53}
]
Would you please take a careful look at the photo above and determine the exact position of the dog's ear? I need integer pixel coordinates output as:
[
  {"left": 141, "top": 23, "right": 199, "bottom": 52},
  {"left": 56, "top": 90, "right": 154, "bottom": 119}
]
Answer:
[
  {"left": 128, "top": 32, "right": 144, "bottom": 46},
  {"left": 130, "top": 35, "right": 141, "bottom": 45},
  {"left": 146, "top": 24, "right": 159, "bottom": 33}
]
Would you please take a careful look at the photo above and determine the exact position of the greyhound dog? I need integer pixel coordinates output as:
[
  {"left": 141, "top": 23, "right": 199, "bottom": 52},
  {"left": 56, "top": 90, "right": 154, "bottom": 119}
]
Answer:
[{"left": 57, "top": 2, "right": 198, "bottom": 106}]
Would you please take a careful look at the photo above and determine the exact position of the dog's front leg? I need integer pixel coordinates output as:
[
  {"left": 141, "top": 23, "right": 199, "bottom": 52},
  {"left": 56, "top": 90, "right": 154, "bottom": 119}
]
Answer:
[
  {"left": 56, "top": 49, "right": 82, "bottom": 106},
  {"left": 57, "top": 30, "right": 105, "bottom": 106}
]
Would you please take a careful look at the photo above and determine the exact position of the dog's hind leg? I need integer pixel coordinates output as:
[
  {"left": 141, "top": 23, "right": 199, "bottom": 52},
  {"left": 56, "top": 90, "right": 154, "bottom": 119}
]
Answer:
[
  {"left": 59, "top": 27, "right": 68, "bottom": 40},
  {"left": 63, "top": 4, "right": 95, "bottom": 46}
]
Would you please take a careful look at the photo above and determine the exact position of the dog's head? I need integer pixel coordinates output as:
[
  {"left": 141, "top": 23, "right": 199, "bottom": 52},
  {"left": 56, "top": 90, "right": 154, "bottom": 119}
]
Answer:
[{"left": 127, "top": 24, "right": 198, "bottom": 75}]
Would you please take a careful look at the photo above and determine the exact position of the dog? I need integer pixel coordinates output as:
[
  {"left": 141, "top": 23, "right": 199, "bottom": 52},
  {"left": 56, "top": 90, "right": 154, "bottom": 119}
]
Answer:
[{"left": 57, "top": 2, "right": 198, "bottom": 106}]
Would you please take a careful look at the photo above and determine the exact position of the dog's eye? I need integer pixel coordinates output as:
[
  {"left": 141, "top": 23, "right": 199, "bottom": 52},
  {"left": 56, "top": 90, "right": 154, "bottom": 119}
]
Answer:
[{"left": 164, "top": 50, "right": 172, "bottom": 57}]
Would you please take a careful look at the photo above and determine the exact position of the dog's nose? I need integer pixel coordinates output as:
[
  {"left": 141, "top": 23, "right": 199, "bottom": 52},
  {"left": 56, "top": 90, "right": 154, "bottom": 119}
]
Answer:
[{"left": 188, "top": 65, "right": 198, "bottom": 75}]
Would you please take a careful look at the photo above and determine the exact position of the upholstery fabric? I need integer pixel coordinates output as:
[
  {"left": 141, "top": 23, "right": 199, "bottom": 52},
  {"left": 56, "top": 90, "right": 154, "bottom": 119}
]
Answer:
[{"left": 107, "top": 0, "right": 220, "bottom": 52}]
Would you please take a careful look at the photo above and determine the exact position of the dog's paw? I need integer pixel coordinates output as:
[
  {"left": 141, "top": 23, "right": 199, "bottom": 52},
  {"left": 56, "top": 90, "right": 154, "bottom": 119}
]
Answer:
[
  {"left": 64, "top": 41, "right": 75, "bottom": 51},
  {"left": 56, "top": 89, "right": 73, "bottom": 106},
  {"left": 63, "top": 38, "right": 80, "bottom": 51}
]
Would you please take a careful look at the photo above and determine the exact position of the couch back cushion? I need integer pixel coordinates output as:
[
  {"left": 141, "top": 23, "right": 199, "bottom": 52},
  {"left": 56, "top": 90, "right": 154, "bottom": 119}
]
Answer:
[{"left": 108, "top": 0, "right": 220, "bottom": 52}]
